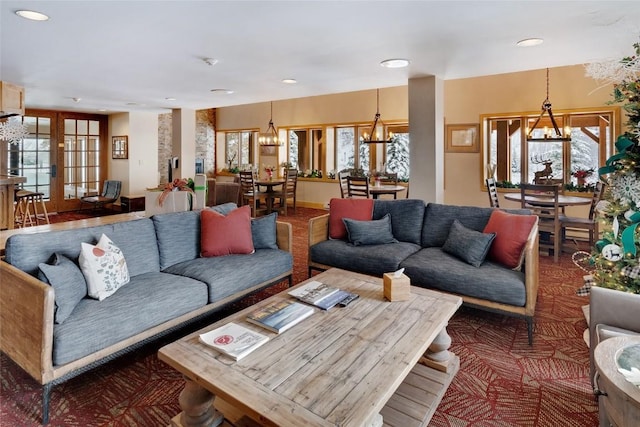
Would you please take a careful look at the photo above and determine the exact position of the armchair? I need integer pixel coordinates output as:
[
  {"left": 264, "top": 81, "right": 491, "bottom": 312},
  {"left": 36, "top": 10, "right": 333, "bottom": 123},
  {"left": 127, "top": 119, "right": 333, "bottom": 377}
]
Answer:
[{"left": 80, "top": 180, "right": 121, "bottom": 211}]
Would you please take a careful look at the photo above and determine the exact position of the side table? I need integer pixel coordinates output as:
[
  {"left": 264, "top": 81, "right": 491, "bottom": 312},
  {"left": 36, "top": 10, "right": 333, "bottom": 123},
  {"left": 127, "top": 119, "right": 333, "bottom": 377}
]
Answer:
[
  {"left": 594, "top": 336, "right": 640, "bottom": 426},
  {"left": 120, "top": 195, "right": 145, "bottom": 213}
]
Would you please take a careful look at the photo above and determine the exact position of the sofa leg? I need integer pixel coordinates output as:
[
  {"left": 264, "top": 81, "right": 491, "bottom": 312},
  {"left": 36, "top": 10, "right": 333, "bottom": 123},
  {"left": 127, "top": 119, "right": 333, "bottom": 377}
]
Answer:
[
  {"left": 42, "top": 382, "right": 52, "bottom": 424},
  {"left": 526, "top": 317, "right": 534, "bottom": 346},
  {"left": 287, "top": 275, "right": 292, "bottom": 287}
]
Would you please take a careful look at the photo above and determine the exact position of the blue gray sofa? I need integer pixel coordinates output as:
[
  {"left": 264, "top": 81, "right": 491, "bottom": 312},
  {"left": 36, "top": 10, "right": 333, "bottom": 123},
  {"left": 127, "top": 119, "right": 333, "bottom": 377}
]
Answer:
[
  {"left": 308, "top": 199, "right": 539, "bottom": 344},
  {"left": 0, "top": 204, "right": 293, "bottom": 424}
]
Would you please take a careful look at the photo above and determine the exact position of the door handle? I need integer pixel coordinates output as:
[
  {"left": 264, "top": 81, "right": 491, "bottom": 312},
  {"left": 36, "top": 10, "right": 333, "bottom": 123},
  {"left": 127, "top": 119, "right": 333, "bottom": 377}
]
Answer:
[{"left": 51, "top": 164, "right": 57, "bottom": 178}]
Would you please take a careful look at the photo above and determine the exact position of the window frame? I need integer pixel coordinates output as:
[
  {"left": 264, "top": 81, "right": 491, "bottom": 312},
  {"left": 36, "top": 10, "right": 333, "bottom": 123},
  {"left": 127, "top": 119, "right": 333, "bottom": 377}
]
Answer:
[{"left": 480, "top": 106, "right": 620, "bottom": 191}]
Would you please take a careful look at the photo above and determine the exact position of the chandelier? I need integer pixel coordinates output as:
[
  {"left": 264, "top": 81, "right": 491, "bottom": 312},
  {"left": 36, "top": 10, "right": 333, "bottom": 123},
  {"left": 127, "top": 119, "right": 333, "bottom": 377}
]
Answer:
[
  {"left": 0, "top": 116, "right": 29, "bottom": 144},
  {"left": 360, "top": 89, "right": 395, "bottom": 144},
  {"left": 526, "top": 68, "right": 571, "bottom": 142},
  {"left": 258, "top": 102, "right": 282, "bottom": 146}
]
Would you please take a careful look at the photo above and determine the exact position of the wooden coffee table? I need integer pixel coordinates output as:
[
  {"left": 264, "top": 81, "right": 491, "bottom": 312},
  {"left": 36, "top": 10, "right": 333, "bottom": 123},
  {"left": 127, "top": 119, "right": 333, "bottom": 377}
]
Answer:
[{"left": 158, "top": 268, "right": 462, "bottom": 427}]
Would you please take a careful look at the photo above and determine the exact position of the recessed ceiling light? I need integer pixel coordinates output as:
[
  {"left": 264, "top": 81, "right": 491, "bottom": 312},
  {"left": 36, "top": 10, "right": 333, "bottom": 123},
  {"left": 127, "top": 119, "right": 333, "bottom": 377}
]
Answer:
[
  {"left": 165, "top": 97, "right": 176, "bottom": 101},
  {"left": 380, "top": 59, "right": 410, "bottom": 69},
  {"left": 282, "top": 78, "right": 297, "bottom": 84},
  {"left": 210, "top": 89, "right": 234, "bottom": 94},
  {"left": 516, "top": 38, "right": 544, "bottom": 47},
  {"left": 15, "top": 10, "right": 49, "bottom": 21}
]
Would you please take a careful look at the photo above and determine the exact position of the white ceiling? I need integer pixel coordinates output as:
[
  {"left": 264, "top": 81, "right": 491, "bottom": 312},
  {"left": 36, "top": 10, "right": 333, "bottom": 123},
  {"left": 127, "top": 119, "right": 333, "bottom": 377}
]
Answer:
[{"left": 2, "top": 0, "right": 640, "bottom": 115}]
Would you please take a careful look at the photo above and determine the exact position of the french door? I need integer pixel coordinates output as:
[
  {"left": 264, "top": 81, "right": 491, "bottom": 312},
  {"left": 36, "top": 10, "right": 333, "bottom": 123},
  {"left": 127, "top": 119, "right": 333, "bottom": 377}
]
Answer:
[{"left": 5, "top": 110, "right": 107, "bottom": 213}]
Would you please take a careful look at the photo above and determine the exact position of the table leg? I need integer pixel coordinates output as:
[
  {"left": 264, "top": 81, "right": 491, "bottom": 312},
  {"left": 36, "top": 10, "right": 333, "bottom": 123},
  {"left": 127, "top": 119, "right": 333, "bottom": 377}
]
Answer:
[
  {"left": 172, "top": 377, "right": 224, "bottom": 427},
  {"left": 421, "top": 324, "right": 456, "bottom": 373}
]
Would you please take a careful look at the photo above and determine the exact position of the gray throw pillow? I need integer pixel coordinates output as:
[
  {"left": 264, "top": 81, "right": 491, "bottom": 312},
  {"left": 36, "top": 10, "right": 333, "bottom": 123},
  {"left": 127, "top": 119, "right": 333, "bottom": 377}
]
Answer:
[
  {"left": 343, "top": 213, "right": 399, "bottom": 246},
  {"left": 208, "top": 202, "right": 238, "bottom": 215},
  {"left": 251, "top": 212, "right": 278, "bottom": 249},
  {"left": 38, "top": 253, "right": 87, "bottom": 324},
  {"left": 442, "top": 219, "right": 496, "bottom": 267}
]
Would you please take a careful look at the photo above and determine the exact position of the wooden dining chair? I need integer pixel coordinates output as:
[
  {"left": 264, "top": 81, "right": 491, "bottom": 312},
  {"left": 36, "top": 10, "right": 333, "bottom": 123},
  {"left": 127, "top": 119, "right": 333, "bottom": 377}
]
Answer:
[
  {"left": 346, "top": 176, "right": 370, "bottom": 198},
  {"left": 561, "top": 181, "right": 605, "bottom": 250},
  {"left": 273, "top": 168, "right": 298, "bottom": 215},
  {"left": 239, "top": 171, "right": 267, "bottom": 217},
  {"left": 379, "top": 172, "right": 399, "bottom": 199},
  {"left": 338, "top": 169, "right": 351, "bottom": 198},
  {"left": 520, "top": 183, "right": 562, "bottom": 262},
  {"left": 486, "top": 178, "right": 500, "bottom": 208}
]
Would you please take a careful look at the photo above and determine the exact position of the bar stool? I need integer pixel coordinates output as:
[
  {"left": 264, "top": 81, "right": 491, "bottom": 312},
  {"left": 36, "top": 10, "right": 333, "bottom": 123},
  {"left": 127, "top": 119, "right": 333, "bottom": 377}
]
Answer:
[{"left": 14, "top": 190, "right": 50, "bottom": 227}]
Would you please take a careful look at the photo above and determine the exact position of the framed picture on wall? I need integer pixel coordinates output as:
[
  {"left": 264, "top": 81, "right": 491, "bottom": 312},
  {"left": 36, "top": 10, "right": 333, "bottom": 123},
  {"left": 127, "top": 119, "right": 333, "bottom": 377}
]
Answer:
[
  {"left": 112, "top": 135, "right": 128, "bottom": 159},
  {"left": 445, "top": 124, "right": 479, "bottom": 153}
]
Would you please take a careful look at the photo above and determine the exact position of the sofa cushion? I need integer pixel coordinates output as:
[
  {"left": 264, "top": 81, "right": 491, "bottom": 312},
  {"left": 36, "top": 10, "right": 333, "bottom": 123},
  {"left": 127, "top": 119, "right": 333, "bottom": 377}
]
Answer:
[
  {"left": 329, "top": 198, "right": 374, "bottom": 240},
  {"left": 483, "top": 209, "right": 537, "bottom": 269},
  {"left": 79, "top": 234, "right": 130, "bottom": 300},
  {"left": 201, "top": 205, "right": 254, "bottom": 257},
  {"left": 52, "top": 271, "right": 208, "bottom": 366},
  {"left": 152, "top": 210, "right": 201, "bottom": 270},
  {"left": 343, "top": 214, "right": 398, "bottom": 246},
  {"left": 38, "top": 253, "right": 87, "bottom": 324},
  {"left": 163, "top": 249, "right": 293, "bottom": 303},
  {"left": 400, "top": 247, "right": 527, "bottom": 307},
  {"left": 310, "top": 239, "right": 421, "bottom": 277},
  {"left": 373, "top": 199, "right": 425, "bottom": 244},
  {"left": 442, "top": 220, "right": 496, "bottom": 268},
  {"left": 5, "top": 218, "right": 159, "bottom": 278},
  {"left": 252, "top": 212, "right": 278, "bottom": 249}
]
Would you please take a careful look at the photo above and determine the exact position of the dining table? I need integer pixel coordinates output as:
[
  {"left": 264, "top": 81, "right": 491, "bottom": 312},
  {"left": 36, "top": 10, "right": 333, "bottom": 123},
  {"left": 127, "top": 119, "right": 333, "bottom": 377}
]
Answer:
[
  {"left": 255, "top": 179, "right": 285, "bottom": 214},
  {"left": 368, "top": 184, "right": 406, "bottom": 199},
  {"left": 503, "top": 192, "right": 592, "bottom": 208}
]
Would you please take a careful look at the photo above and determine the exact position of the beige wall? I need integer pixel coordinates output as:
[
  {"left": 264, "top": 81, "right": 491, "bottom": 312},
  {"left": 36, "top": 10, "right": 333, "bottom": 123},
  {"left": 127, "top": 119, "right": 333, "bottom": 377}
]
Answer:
[
  {"left": 109, "top": 112, "right": 159, "bottom": 198},
  {"left": 216, "top": 64, "right": 614, "bottom": 210}
]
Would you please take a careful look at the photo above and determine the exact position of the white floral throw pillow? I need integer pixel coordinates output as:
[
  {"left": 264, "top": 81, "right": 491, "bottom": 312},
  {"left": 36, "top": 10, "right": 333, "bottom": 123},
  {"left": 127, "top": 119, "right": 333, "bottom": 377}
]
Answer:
[{"left": 79, "top": 234, "right": 130, "bottom": 301}]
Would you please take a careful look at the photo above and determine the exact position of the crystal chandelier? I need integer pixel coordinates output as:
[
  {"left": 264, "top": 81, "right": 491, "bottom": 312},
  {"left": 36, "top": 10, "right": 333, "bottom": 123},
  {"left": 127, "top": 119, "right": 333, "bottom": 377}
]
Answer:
[
  {"left": 0, "top": 116, "right": 29, "bottom": 144},
  {"left": 526, "top": 68, "right": 571, "bottom": 142}
]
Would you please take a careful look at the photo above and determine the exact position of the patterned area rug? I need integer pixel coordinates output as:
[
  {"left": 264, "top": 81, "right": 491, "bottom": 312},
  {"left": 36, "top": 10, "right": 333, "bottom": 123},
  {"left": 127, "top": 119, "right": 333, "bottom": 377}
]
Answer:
[{"left": 0, "top": 207, "right": 598, "bottom": 426}]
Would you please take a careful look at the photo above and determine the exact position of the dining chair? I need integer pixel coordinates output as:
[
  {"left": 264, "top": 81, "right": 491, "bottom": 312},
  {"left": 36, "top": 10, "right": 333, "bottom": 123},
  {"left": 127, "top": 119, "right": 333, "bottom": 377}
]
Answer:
[
  {"left": 346, "top": 176, "right": 370, "bottom": 198},
  {"left": 378, "top": 172, "right": 399, "bottom": 199},
  {"left": 520, "top": 183, "right": 562, "bottom": 262},
  {"left": 561, "top": 181, "right": 605, "bottom": 250},
  {"left": 338, "top": 169, "right": 351, "bottom": 198},
  {"left": 486, "top": 178, "right": 500, "bottom": 208},
  {"left": 273, "top": 168, "right": 298, "bottom": 215},
  {"left": 239, "top": 171, "right": 267, "bottom": 217}
]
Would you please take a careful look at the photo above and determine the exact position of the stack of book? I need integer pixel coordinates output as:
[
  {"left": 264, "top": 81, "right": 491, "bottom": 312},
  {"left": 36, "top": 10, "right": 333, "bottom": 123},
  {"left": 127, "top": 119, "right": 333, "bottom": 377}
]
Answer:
[
  {"left": 288, "top": 280, "right": 358, "bottom": 310},
  {"left": 247, "top": 300, "right": 314, "bottom": 333},
  {"left": 199, "top": 322, "right": 269, "bottom": 361}
]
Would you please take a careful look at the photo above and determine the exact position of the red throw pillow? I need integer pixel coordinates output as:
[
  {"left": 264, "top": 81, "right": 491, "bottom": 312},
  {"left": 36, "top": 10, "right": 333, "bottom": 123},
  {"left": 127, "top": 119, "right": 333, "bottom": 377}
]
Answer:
[
  {"left": 483, "top": 209, "right": 537, "bottom": 269},
  {"left": 201, "top": 205, "right": 254, "bottom": 257},
  {"left": 329, "top": 198, "right": 374, "bottom": 240}
]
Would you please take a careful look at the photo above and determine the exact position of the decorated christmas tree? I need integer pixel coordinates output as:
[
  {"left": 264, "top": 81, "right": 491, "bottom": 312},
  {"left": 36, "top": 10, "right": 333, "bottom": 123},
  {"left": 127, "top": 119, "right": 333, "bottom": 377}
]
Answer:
[{"left": 582, "top": 42, "right": 640, "bottom": 294}]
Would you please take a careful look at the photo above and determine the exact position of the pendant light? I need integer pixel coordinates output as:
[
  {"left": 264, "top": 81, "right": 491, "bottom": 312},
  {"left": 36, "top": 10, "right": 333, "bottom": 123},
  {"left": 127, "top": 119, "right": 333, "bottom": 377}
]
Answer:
[
  {"left": 360, "top": 89, "right": 395, "bottom": 144},
  {"left": 526, "top": 68, "right": 571, "bottom": 142}
]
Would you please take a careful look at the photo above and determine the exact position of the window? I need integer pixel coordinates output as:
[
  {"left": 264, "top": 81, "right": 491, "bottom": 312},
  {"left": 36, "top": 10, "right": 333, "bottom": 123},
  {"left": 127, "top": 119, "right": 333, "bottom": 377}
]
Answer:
[
  {"left": 386, "top": 125, "right": 410, "bottom": 181},
  {"left": 336, "top": 127, "right": 355, "bottom": 171},
  {"left": 225, "top": 131, "right": 253, "bottom": 169},
  {"left": 482, "top": 108, "right": 618, "bottom": 189},
  {"left": 64, "top": 118, "right": 100, "bottom": 199},
  {"left": 8, "top": 116, "right": 51, "bottom": 198}
]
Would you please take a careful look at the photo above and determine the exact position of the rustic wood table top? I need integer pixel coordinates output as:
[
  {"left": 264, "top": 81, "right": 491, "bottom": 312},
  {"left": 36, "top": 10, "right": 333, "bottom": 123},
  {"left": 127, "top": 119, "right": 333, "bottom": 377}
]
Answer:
[{"left": 158, "top": 268, "right": 462, "bottom": 427}]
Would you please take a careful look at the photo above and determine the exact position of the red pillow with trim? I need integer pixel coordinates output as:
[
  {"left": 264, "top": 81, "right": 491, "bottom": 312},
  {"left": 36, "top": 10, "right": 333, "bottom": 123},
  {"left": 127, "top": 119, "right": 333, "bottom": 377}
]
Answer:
[
  {"left": 329, "top": 198, "right": 374, "bottom": 240},
  {"left": 483, "top": 209, "right": 537, "bottom": 269},
  {"left": 201, "top": 205, "right": 254, "bottom": 257}
]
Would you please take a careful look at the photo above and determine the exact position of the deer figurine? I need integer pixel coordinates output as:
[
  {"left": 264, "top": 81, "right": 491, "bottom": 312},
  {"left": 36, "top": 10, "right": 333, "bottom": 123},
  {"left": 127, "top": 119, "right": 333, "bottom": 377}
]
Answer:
[{"left": 531, "top": 154, "right": 553, "bottom": 184}]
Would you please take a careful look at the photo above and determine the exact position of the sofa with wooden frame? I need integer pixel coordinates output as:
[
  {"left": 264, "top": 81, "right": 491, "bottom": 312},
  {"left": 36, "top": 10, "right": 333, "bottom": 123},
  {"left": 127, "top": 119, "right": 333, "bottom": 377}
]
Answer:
[{"left": 0, "top": 204, "right": 292, "bottom": 424}]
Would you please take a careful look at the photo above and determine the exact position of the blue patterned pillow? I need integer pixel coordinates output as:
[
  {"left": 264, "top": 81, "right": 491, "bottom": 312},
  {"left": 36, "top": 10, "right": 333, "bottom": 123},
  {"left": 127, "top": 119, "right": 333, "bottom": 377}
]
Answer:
[
  {"left": 442, "top": 219, "right": 496, "bottom": 267},
  {"left": 343, "top": 214, "right": 398, "bottom": 246}
]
